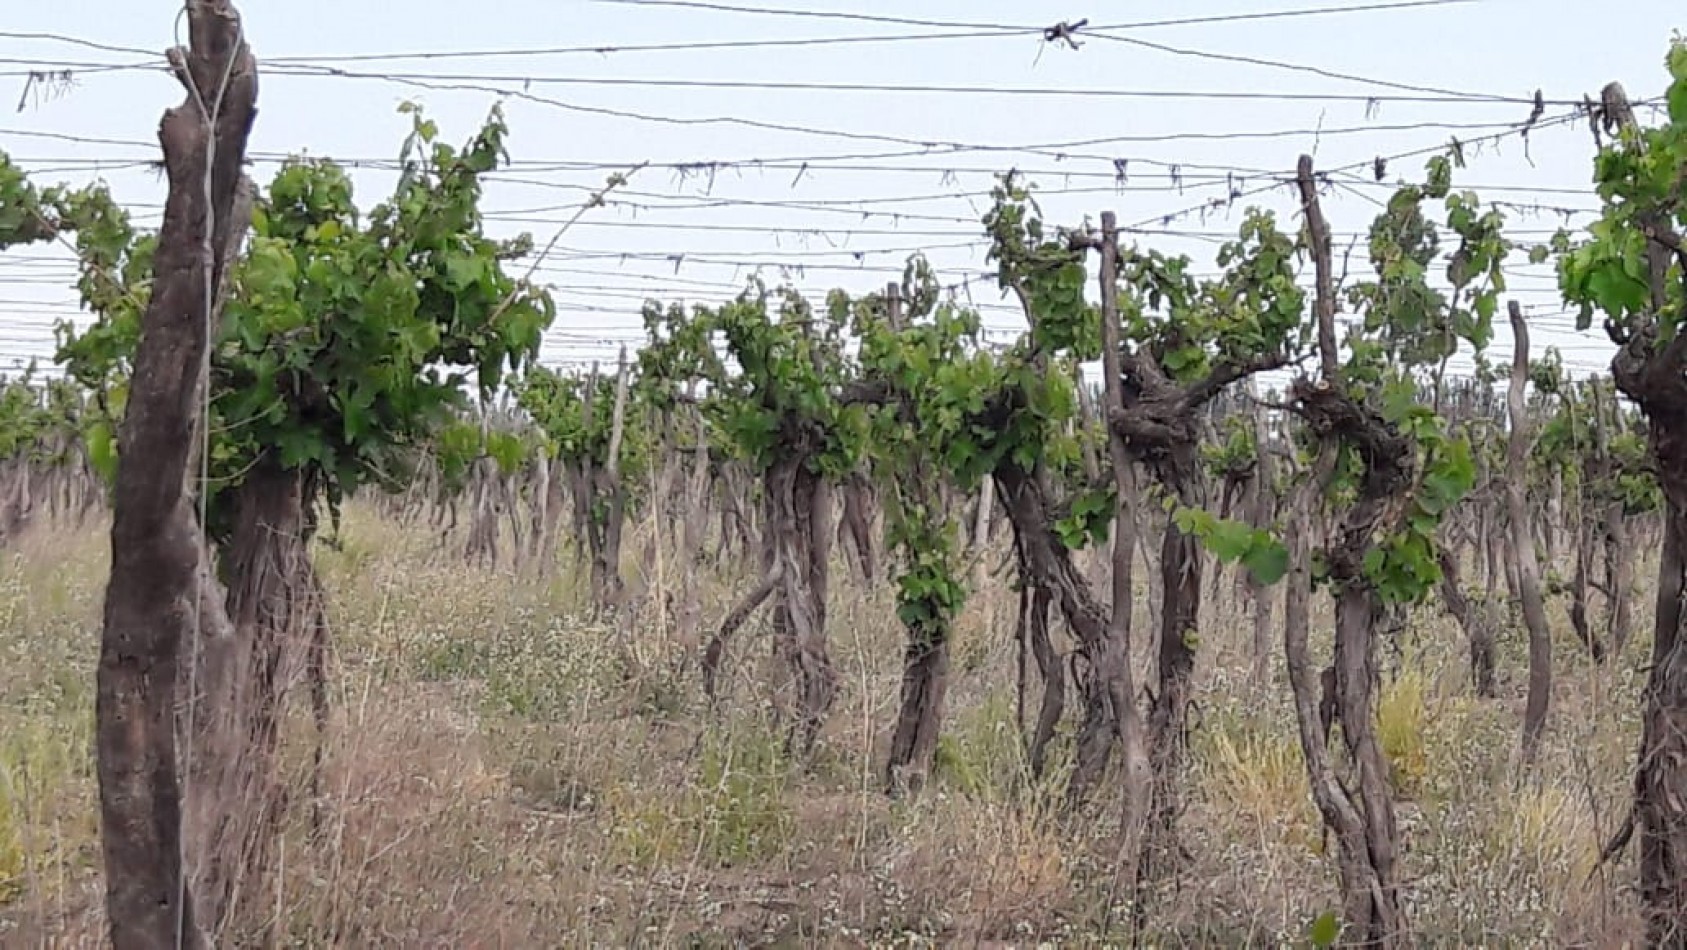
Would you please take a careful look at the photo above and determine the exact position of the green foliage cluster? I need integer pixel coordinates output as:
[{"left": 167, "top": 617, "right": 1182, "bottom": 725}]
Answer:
[
  {"left": 1048, "top": 203, "right": 1305, "bottom": 582},
  {"left": 1172, "top": 504, "right": 1289, "bottom": 585},
  {"left": 1054, "top": 487, "right": 1116, "bottom": 552},
  {"left": 1604, "top": 430, "right": 1663, "bottom": 514},
  {"left": 0, "top": 152, "right": 152, "bottom": 480},
  {"left": 1552, "top": 40, "right": 1687, "bottom": 527},
  {"left": 857, "top": 176, "right": 1317, "bottom": 625},
  {"left": 1118, "top": 207, "right": 1307, "bottom": 383},
  {"left": 0, "top": 373, "right": 51, "bottom": 462},
  {"left": 516, "top": 364, "right": 648, "bottom": 479},
  {"left": 1343, "top": 156, "right": 1506, "bottom": 373},
  {"left": 1311, "top": 157, "right": 1506, "bottom": 603},
  {"left": 1202, "top": 415, "right": 1258, "bottom": 483},
  {"left": 851, "top": 260, "right": 996, "bottom": 638},
  {"left": 0, "top": 373, "right": 89, "bottom": 467},
  {"left": 1, "top": 105, "right": 556, "bottom": 533},
  {"left": 850, "top": 266, "right": 996, "bottom": 488},
  {"left": 640, "top": 280, "right": 867, "bottom": 479},
  {"left": 977, "top": 178, "right": 1107, "bottom": 484},
  {"left": 983, "top": 174, "right": 1100, "bottom": 362},
  {"left": 431, "top": 413, "right": 543, "bottom": 489},
  {"left": 1534, "top": 378, "right": 1660, "bottom": 515},
  {"left": 1364, "top": 383, "right": 1478, "bottom": 603},
  {"left": 1560, "top": 39, "right": 1687, "bottom": 337}
]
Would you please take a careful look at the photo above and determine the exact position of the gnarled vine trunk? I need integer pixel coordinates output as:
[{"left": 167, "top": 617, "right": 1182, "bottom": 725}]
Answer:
[
  {"left": 1144, "top": 445, "right": 1201, "bottom": 867},
  {"left": 1570, "top": 504, "right": 1602, "bottom": 662},
  {"left": 994, "top": 463, "right": 1148, "bottom": 813},
  {"left": 1292, "top": 379, "right": 1411, "bottom": 949},
  {"left": 592, "top": 353, "right": 631, "bottom": 612},
  {"left": 885, "top": 617, "right": 950, "bottom": 793},
  {"left": 766, "top": 456, "right": 836, "bottom": 755},
  {"left": 1593, "top": 386, "right": 1634, "bottom": 657},
  {"left": 1016, "top": 573, "right": 1065, "bottom": 779},
  {"left": 1105, "top": 354, "right": 1280, "bottom": 871},
  {"left": 1586, "top": 78, "right": 1687, "bottom": 945},
  {"left": 191, "top": 459, "right": 326, "bottom": 940},
  {"left": 674, "top": 417, "right": 712, "bottom": 657},
  {"left": 1605, "top": 508, "right": 1635, "bottom": 655},
  {"left": 462, "top": 457, "right": 500, "bottom": 567},
  {"left": 1636, "top": 484, "right": 1687, "bottom": 944},
  {"left": 839, "top": 471, "right": 879, "bottom": 584},
  {"left": 1611, "top": 322, "right": 1687, "bottom": 949},
  {"left": 1283, "top": 443, "right": 1393, "bottom": 948},
  {"left": 1437, "top": 546, "right": 1496, "bottom": 697},
  {"left": 528, "top": 452, "right": 567, "bottom": 575},
  {"left": 1331, "top": 578, "right": 1406, "bottom": 943},
  {"left": 0, "top": 460, "right": 34, "bottom": 546}
]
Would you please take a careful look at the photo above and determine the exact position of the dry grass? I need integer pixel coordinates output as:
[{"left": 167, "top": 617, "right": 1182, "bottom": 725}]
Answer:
[{"left": 0, "top": 507, "right": 1654, "bottom": 947}]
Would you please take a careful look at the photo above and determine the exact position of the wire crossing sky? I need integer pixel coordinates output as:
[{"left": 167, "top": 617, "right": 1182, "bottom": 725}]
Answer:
[{"left": 0, "top": 0, "right": 1679, "bottom": 382}]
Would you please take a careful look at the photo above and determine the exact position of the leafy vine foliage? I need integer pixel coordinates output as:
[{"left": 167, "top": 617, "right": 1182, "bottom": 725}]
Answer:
[
  {"left": 518, "top": 367, "right": 648, "bottom": 495},
  {"left": 5, "top": 104, "right": 553, "bottom": 534}
]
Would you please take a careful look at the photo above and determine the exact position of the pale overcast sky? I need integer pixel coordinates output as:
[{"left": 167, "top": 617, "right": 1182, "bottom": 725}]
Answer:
[{"left": 0, "top": 0, "right": 1681, "bottom": 383}]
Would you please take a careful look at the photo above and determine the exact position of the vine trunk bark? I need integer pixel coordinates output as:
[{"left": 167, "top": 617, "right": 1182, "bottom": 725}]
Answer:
[
  {"left": 884, "top": 619, "right": 950, "bottom": 793},
  {"left": 765, "top": 457, "right": 836, "bottom": 755},
  {"left": 192, "top": 459, "right": 326, "bottom": 940},
  {"left": 95, "top": 4, "right": 256, "bottom": 946},
  {"left": 1144, "top": 453, "right": 1200, "bottom": 872},
  {"left": 994, "top": 463, "right": 1147, "bottom": 813},
  {"left": 1636, "top": 486, "right": 1687, "bottom": 944}
]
